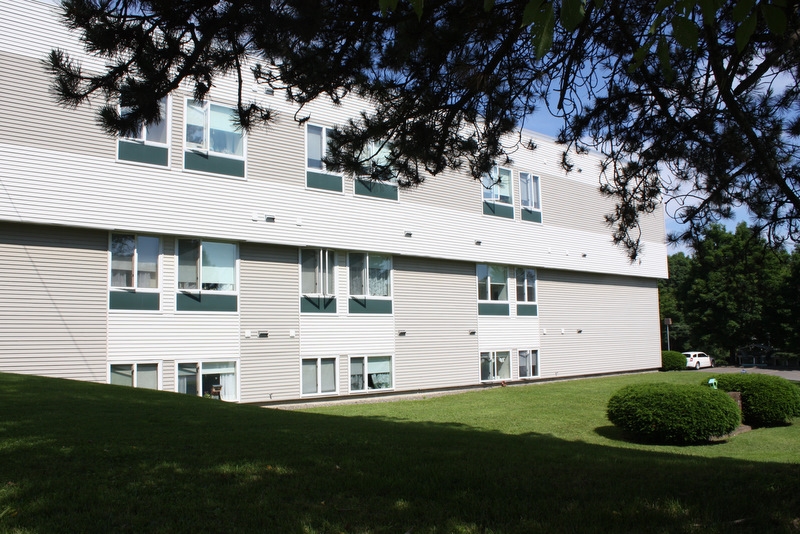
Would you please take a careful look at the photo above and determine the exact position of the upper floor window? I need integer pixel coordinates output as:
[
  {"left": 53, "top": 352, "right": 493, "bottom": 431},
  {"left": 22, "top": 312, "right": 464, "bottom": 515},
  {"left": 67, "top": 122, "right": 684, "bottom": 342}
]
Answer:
[
  {"left": 481, "top": 166, "right": 513, "bottom": 205},
  {"left": 307, "top": 125, "right": 330, "bottom": 170},
  {"left": 185, "top": 100, "right": 243, "bottom": 157},
  {"left": 516, "top": 268, "right": 537, "bottom": 303},
  {"left": 301, "top": 249, "right": 335, "bottom": 296},
  {"left": 110, "top": 234, "right": 160, "bottom": 289},
  {"left": 349, "top": 252, "right": 391, "bottom": 297},
  {"left": 178, "top": 239, "right": 237, "bottom": 291},
  {"left": 121, "top": 97, "right": 169, "bottom": 146},
  {"left": 477, "top": 264, "right": 507, "bottom": 302},
  {"left": 519, "top": 172, "right": 542, "bottom": 223}
]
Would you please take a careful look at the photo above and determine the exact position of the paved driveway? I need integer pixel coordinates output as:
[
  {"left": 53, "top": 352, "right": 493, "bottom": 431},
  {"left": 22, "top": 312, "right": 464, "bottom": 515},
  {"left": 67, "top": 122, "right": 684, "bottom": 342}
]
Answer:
[{"left": 698, "top": 366, "right": 800, "bottom": 382}]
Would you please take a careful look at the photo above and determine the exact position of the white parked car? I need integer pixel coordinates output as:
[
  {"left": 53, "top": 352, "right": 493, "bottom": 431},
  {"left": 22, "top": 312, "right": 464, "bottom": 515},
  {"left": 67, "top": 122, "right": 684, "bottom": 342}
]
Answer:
[{"left": 683, "top": 351, "right": 714, "bottom": 369}]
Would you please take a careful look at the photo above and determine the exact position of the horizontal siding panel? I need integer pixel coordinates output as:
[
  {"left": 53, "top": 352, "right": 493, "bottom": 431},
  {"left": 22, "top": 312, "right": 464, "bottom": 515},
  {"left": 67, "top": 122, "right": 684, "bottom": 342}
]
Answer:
[
  {"left": 537, "top": 269, "right": 661, "bottom": 378},
  {"left": 0, "top": 222, "right": 108, "bottom": 382}
]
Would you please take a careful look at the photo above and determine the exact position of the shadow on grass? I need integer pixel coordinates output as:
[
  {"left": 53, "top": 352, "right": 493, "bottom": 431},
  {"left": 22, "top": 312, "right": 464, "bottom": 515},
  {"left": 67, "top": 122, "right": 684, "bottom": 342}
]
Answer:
[{"left": 1, "top": 373, "right": 798, "bottom": 533}]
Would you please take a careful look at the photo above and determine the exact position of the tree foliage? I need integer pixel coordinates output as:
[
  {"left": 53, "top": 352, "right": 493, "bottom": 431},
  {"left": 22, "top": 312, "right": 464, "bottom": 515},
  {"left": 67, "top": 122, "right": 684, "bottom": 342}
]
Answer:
[
  {"left": 659, "top": 223, "right": 797, "bottom": 359},
  {"left": 47, "top": 0, "right": 800, "bottom": 258}
]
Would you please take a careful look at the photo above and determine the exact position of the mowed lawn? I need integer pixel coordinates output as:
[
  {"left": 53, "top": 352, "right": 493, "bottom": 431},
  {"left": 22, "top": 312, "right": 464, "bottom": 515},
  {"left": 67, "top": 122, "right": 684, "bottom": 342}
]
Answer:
[{"left": 0, "top": 371, "right": 798, "bottom": 533}]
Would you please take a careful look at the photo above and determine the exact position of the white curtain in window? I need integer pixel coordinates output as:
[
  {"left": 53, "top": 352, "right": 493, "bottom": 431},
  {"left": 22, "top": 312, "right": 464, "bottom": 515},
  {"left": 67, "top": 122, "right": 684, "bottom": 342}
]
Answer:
[
  {"left": 349, "top": 253, "right": 366, "bottom": 295},
  {"left": 307, "top": 125, "right": 324, "bottom": 169},
  {"left": 368, "top": 356, "right": 392, "bottom": 389},
  {"left": 496, "top": 168, "right": 512, "bottom": 204},
  {"left": 368, "top": 254, "right": 390, "bottom": 296},
  {"left": 178, "top": 363, "right": 198, "bottom": 395},
  {"left": 209, "top": 104, "right": 242, "bottom": 156},
  {"left": 186, "top": 101, "right": 206, "bottom": 149},
  {"left": 496, "top": 351, "right": 511, "bottom": 379}
]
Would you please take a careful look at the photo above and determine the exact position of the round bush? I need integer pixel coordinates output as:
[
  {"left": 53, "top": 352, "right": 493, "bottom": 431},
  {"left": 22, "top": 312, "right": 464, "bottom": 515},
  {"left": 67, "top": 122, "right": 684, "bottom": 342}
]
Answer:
[
  {"left": 607, "top": 383, "right": 741, "bottom": 444},
  {"left": 661, "top": 351, "right": 686, "bottom": 371},
  {"left": 709, "top": 374, "right": 800, "bottom": 427}
]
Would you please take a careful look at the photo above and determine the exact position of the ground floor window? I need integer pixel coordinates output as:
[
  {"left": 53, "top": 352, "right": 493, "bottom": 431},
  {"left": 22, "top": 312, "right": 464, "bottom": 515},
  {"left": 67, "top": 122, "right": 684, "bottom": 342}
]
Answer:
[
  {"left": 350, "top": 356, "right": 393, "bottom": 392},
  {"left": 110, "top": 363, "right": 159, "bottom": 390},
  {"left": 302, "top": 357, "right": 337, "bottom": 395},
  {"left": 177, "top": 361, "right": 238, "bottom": 401},
  {"left": 519, "top": 349, "right": 539, "bottom": 378},
  {"left": 480, "top": 351, "right": 511, "bottom": 381}
]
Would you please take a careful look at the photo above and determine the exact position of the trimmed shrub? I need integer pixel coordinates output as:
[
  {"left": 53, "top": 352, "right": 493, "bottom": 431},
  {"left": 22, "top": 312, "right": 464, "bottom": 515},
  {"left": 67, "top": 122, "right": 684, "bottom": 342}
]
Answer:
[
  {"left": 661, "top": 351, "right": 686, "bottom": 371},
  {"left": 607, "top": 383, "right": 741, "bottom": 444},
  {"left": 710, "top": 374, "right": 800, "bottom": 427}
]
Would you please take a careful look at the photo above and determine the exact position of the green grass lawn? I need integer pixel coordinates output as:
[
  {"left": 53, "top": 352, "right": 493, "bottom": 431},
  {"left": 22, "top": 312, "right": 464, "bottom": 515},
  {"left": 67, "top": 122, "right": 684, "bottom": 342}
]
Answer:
[{"left": 0, "top": 371, "right": 798, "bottom": 533}]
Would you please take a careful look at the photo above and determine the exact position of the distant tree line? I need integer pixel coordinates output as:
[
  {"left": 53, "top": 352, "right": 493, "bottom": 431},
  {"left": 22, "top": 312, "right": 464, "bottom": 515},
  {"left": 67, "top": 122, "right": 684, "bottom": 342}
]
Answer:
[{"left": 659, "top": 223, "right": 800, "bottom": 364}]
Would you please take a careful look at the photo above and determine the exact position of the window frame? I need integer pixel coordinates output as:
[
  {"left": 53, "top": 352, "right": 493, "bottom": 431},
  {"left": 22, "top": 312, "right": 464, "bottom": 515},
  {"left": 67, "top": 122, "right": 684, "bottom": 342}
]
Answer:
[
  {"left": 108, "top": 362, "right": 161, "bottom": 390},
  {"left": 515, "top": 267, "right": 537, "bottom": 304},
  {"left": 119, "top": 96, "right": 171, "bottom": 148},
  {"left": 348, "top": 252, "right": 392, "bottom": 299},
  {"left": 306, "top": 124, "right": 334, "bottom": 173},
  {"left": 109, "top": 233, "right": 162, "bottom": 292},
  {"left": 176, "top": 238, "right": 238, "bottom": 294},
  {"left": 349, "top": 355, "right": 394, "bottom": 393},
  {"left": 300, "top": 248, "right": 336, "bottom": 297},
  {"left": 175, "top": 360, "right": 240, "bottom": 401},
  {"left": 184, "top": 98, "right": 246, "bottom": 159},
  {"left": 480, "top": 350, "right": 512, "bottom": 382},
  {"left": 518, "top": 349, "right": 539, "bottom": 379},
  {"left": 519, "top": 171, "right": 543, "bottom": 223},
  {"left": 300, "top": 356, "right": 339, "bottom": 396},
  {"left": 481, "top": 165, "right": 514, "bottom": 205},
  {"left": 477, "top": 264, "right": 509, "bottom": 303}
]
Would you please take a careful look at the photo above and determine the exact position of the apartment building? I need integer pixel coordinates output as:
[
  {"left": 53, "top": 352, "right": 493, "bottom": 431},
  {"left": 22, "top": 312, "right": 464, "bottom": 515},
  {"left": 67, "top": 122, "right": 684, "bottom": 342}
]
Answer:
[{"left": 0, "top": 0, "right": 668, "bottom": 403}]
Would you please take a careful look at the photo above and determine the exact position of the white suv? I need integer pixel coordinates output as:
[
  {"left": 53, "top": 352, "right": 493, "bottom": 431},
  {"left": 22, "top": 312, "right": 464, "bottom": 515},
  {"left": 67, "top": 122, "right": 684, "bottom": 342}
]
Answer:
[{"left": 683, "top": 351, "right": 714, "bottom": 369}]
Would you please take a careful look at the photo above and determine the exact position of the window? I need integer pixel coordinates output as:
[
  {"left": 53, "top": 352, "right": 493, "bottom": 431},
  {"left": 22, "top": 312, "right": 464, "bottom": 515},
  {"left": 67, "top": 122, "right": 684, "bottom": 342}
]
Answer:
[
  {"left": 306, "top": 125, "right": 343, "bottom": 191},
  {"left": 302, "top": 357, "right": 337, "bottom": 395},
  {"left": 519, "top": 350, "right": 539, "bottom": 378},
  {"left": 110, "top": 363, "right": 159, "bottom": 390},
  {"left": 109, "top": 234, "right": 161, "bottom": 310},
  {"left": 184, "top": 99, "right": 245, "bottom": 177},
  {"left": 354, "top": 140, "right": 399, "bottom": 200},
  {"left": 516, "top": 268, "right": 537, "bottom": 303},
  {"left": 519, "top": 172, "right": 542, "bottom": 222},
  {"left": 118, "top": 97, "right": 170, "bottom": 166},
  {"left": 477, "top": 264, "right": 507, "bottom": 301},
  {"left": 177, "top": 361, "right": 238, "bottom": 401},
  {"left": 349, "top": 253, "right": 391, "bottom": 297},
  {"left": 178, "top": 239, "right": 236, "bottom": 291},
  {"left": 481, "top": 166, "right": 513, "bottom": 205},
  {"left": 111, "top": 234, "right": 160, "bottom": 289},
  {"left": 350, "top": 356, "right": 393, "bottom": 392},
  {"left": 301, "top": 249, "right": 335, "bottom": 295},
  {"left": 121, "top": 97, "right": 169, "bottom": 145},
  {"left": 480, "top": 351, "right": 511, "bottom": 381},
  {"left": 186, "top": 100, "right": 243, "bottom": 156}
]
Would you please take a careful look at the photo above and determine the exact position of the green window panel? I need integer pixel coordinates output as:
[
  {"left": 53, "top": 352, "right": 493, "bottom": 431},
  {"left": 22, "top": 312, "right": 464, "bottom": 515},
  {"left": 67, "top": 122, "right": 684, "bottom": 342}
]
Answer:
[
  {"left": 483, "top": 201, "right": 514, "bottom": 219},
  {"left": 354, "top": 179, "right": 399, "bottom": 200},
  {"left": 109, "top": 291, "right": 160, "bottom": 311},
  {"left": 516, "top": 303, "right": 539, "bottom": 316},
  {"left": 176, "top": 292, "right": 238, "bottom": 312},
  {"left": 307, "top": 171, "right": 343, "bottom": 192},
  {"left": 348, "top": 298, "right": 393, "bottom": 314},
  {"left": 184, "top": 151, "right": 245, "bottom": 178},
  {"left": 478, "top": 302, "right": 510, "bottom": 316},
  {"left": 522, "top": 208, "right": 543, "bottom": 223},
  {"left": 301, "top": 296, "right": 337, "bottom": 313},
  {"left": 118, "top": 141, "right": 169, "bottom": 166}
]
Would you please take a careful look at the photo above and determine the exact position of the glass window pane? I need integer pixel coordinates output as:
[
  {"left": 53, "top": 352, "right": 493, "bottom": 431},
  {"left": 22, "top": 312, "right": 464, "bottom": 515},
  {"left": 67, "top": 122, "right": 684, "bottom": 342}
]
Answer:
[
  {"left": 368, "top": 254, "right": 391, "bottom": 297},
  {"left": 477, "top": 264, "right": 489, "bottom": 301},
  {"left": 496, "top": 351, "right": 511, "bottom": 379},
  {"left": 209, "top": 104, "right": 242, "bottom": 156},
  {"left": 144, "top": 97, "right": 168, "bottom": 144},
  {"left": 497, "top": 168, "right": 512, "bottom": 204},
  {"left": 324, "top": 250, "right": 335, "bottom": 295},
  {"left": 202, "top": 241, "right": 236, "bottom": 291},
  {"left": 489, "top": 265, "right": 507, "bottom": 301},
  {"left": 526, "top": 269, "right": 536, "bottom": 302},
  {"left": 320, "top": 358, "right": 336, "bottom": 393},
  {"left": 307, "top": 125, "right": 323, "bottom": 169},
  {"left": 519, "top": 350, "right": 530, "bottom": 378},
  {"left": 480, "top": 352, "right": 492, "bottom": 381},
  {"left": 178, "top": 363, "right": 198, "bottom": 395},
  {"left": 110, "top": 234, "right": 135, "bottom": 287},
  {"left": 137, "top": 236, "right": 159, "bottom": 289},
  {"left": 137, "top": 363, "right": 159, "bottom": 389},
  {"left": 301, "top": 249, "right": 319, "bottom": 294},
  {"left": 350, "top": 357, "right": 365, "bottom": 391},
  {"left": 516, "top": 268, "right": 525, "bottom": 302},
  {"left": 531, "top": 350, "right": 538, "bottom": 376},
  {"left": 119, "top": 106, "right": 144, "bottom": 140},
  {"left": 178, "top": 239, "right": 200, "bottom": 289},
  {"left": 302, "top": 359, "right": 318, "bottom": 394},
  {"left": 349, "top": 253, "right": 366, "bottom": 295},
  {"left": 367, "top": 356, "right": 392, "bottom": 389},
  {"left": 110, "top": 364, "right": 133, "bottom": 386},
  {"left": 186, "top": 101, "right": 206, "bottom": 150},
  {"left": 520, "top": 172, "right": 531, "bottom": 209},
  {"left": 481, "top": 172, "right": 495, "bottom": 201},
  {"left": 531, "top": 175, "right": 541, "bottom": 210}
]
